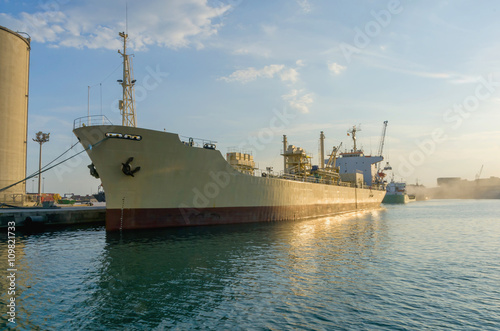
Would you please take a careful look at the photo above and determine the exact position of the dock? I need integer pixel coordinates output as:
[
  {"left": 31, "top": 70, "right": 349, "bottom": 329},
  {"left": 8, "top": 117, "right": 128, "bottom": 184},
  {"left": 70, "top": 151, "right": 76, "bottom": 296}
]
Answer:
[{"left": 0, "top": 206, "right": 105, "bottom": 229}]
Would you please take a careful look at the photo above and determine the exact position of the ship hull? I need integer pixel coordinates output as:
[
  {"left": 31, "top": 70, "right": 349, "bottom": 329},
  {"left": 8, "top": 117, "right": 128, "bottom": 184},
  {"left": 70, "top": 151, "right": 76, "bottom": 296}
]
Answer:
[
  {"left": 383, "top": 194, "right": 409, "bottom": 204},
  {"left": 74, "top": 125, "right": 385, "bottom": 231},
  {"left": 105, "top": 201, "right": 383, "bottom": 231}
]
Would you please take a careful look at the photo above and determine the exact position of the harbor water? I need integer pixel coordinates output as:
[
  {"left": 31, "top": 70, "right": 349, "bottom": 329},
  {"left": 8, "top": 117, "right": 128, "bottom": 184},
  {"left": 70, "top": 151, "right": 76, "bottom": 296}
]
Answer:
[{"left": 1, "top": 199, "right": 499, "bottom": 330}]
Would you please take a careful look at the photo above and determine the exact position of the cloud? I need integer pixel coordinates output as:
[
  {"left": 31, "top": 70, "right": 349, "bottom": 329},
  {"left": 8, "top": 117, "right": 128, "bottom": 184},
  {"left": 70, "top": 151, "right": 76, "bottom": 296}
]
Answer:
[
  {"left": 220, "top": 62, "right": 312, "bottom": 112},
  {"left": 399, "top": 69, "right": 450, "bottom": 79},
  {"left": 296, "top": 0, "right": 312, "bottom": 13},
  {"left": 282, "top": 89, "right": 313, "bottom": 114},
  {"left": 261, "top": 24, "right": 277, "bottom": 36},
  {"left": 448, "top": 76, "right": 481, "bottom": 85},
  {"left": 375, "top": 65, "right": 480, "bottom": 84},
  {"left": 219, "top": 64, "right": 301, "bottom": 84},
  {"left": 280, "top": 68, "right": 299, "bottom": 83},
  {"left": 228, "top": 43, "right": 271, "bottom": 58},
  {"left": 233, "top": 48, "right": 249, "bottom": 55},
  {"left": 346, "top": 48, "right": 480, "bottom": 84},
  {"left": 218, "top": 64, "right": 285, "bottom": 83},
  {"left": 328, "top": 62, "right": 346, "bottom": 75},
  {"left": 0, "top": 0, "right": 233, "bottom": 50}
]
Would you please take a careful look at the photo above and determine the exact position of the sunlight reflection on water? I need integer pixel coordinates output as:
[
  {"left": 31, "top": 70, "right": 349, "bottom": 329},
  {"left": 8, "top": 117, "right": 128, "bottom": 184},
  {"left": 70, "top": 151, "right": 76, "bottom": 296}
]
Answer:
[{"left": 1, "top": 200, "right": 499, "bottom": 330}]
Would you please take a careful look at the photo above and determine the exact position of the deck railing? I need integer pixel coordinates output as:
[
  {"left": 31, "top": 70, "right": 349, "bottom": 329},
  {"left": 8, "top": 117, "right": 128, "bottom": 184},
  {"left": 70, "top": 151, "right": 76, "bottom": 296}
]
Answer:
[
  {"left": 253, "top": 170, "right": 385, "bottom": 190},
  {"left": 73, "top": 115, "right": 113, "bottom": 130},
  {"left": 179, "top": 135, "right": 217, "bottom": 149}
]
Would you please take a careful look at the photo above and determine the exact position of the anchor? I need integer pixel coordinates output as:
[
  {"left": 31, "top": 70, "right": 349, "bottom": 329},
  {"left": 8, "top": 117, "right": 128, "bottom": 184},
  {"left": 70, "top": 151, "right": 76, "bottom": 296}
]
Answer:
[
  {"left": 121, "top": 157, "right": 141, "bottom": 177},
  {"left": 88, "top": 163, "right": 100, "bottom": 179}
]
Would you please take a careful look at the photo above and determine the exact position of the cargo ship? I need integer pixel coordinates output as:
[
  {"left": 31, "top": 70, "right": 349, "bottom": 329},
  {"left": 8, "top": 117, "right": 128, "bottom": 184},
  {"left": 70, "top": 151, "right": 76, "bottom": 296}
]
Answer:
[
  {"left": 383, "top": 181, "right": 413, "bottom": 203},
  {"left": 382, "top": 167, "right": 416, "bottom": 204},
  {"left": 73, "top": 32, "right": 386, "bottom": 231}
]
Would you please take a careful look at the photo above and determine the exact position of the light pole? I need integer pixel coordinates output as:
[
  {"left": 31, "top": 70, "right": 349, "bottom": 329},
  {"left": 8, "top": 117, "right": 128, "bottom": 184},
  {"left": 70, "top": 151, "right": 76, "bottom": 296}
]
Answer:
[
  {"left": 33, "top": 131, "right": 50, "bottom": 204},
  {"left": 88, "top": 85, "right": 91, "bottom": 125}
]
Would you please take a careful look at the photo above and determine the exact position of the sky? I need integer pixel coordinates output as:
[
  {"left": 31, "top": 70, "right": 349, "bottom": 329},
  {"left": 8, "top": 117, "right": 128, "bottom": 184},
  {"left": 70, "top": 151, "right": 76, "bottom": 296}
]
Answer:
[{"left": 1, "top": 0, "right": 500, "bottom": 195}]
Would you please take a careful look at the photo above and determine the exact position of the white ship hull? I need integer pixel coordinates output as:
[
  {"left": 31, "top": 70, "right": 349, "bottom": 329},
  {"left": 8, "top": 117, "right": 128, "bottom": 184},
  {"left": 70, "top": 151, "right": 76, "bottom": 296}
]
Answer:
[{"left": 74, "top": 124, "right": 385, "bottom": 231}]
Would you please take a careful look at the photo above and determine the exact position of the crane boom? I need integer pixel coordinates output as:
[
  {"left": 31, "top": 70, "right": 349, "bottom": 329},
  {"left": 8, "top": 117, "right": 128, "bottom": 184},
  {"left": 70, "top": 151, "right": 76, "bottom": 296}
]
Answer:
[
  {"left": 326, "top": 142, "right": 342, "bottom": 169},
  {"left": 377, "top": 120, "right": 388, "bottom": 157},
  {"left": 475, "top": 165, "right": 484, "bottom": 180}
]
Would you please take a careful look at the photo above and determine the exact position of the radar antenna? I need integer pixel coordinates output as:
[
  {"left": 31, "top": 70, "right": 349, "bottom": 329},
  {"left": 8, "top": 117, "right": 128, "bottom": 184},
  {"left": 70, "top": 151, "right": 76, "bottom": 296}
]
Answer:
[{"left": 347, "top": 124, "right": 361, "bottom": 152}]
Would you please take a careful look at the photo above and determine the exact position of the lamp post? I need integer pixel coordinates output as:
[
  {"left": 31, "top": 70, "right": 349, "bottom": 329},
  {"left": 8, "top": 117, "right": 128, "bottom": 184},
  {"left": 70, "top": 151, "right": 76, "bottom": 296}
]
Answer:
[
  {"left": 88, "top": 85, "right": 91, "bottom": 125},
  {"left": 33, "top": 131, "right": 50, "bottom": 204}
]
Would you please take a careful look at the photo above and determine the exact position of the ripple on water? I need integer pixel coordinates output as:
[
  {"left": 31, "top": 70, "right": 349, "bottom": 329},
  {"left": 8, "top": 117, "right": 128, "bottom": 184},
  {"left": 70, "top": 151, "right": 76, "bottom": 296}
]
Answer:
[{"left": 1, "top": 200, "right": 499, "bottom": 330}]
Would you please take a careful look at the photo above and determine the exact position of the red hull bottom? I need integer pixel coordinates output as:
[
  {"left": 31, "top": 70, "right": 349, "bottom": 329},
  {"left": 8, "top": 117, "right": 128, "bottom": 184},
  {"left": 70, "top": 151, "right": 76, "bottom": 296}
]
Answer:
[{"left": 105, "top": 202, "right": 382, "bottom": 231}]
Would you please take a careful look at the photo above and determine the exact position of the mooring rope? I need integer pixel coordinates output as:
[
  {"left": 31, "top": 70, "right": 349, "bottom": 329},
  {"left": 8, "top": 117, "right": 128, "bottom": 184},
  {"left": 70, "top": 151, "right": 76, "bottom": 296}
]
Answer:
[
  {"left": 0, "top": 137, "right": 108, "bottom": 193},
  {"left": 25, "top": 141, "right": 79, "bottom": 180}
]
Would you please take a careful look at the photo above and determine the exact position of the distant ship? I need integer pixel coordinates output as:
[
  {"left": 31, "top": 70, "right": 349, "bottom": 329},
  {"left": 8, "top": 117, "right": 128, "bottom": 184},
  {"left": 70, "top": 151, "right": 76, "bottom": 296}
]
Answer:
[
  {"left": 381, "top": 165, "right": 415, "bottom": 204},
  {"left": 406, "top": 181, "right": 429, "bottom": 201},
  {"left": 383, "top": 181, "right": 415, "bottom": 204},
  {"left": 73, "top": 32, "right": 386, "bottom": 231},
  {"left": 93, "top": 184, "right": 105, "bottom": 202}
]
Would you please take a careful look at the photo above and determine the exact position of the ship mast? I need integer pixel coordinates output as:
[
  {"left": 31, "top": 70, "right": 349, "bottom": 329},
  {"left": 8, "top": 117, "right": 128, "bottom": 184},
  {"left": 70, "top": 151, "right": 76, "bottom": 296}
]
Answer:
[
  {"left": 117, "top": 31, "right": 137, "bottom": 127},
  {"left": 347, "top": 125, "right": 360, "bottom": 152}
]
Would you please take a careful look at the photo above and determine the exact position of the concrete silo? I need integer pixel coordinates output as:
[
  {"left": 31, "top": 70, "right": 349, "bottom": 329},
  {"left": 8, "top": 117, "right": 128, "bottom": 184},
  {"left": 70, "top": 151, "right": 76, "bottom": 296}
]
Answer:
[{"left": 0, "top": 26, "right": 30, "bottom": 206}]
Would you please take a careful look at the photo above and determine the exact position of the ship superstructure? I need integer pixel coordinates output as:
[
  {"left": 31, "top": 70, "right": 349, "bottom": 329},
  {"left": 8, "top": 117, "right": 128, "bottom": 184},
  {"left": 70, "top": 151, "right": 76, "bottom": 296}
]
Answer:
[
  {"left": 73, "top": 32, "right": 386, "bottom": 231},
  {"left": 383, "top": 180, "right": 411, "bottom": 204},
  {"left": 336, "top": 125, "right": 384, "bottom": 187},
  {"left": 381, "top": 165, "right": 415, "bottom": 204}
]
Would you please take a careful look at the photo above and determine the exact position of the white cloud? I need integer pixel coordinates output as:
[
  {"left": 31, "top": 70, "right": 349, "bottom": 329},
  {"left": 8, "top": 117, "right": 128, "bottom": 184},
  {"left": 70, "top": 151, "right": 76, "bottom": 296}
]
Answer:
[
  {"left": 296, "top": 0, "right": 312, "bottom": 13},
  {"left": 220, "top": 62, "right": 312, "bottom": 112},
  {"left": 280, "top": 68, "right": 299, "bottom": 83},
  {"left": 448, "top": 76, "right": 481, "bottom": 85},
  {"left": 282, "top": 89, "right": 313, "bottom": 114},
  {"left": 328, "top": 62, "right": 346, "bottom": 75},
  {"left": 219, "top": 64, "right": 285, "bottom": 83},
  {"left": 373, "top": 64, "right": 479, "bottom": 83},
  {"left": 0, "top": 0, "right": 233, "bottom": 50},
  {"left": 228, "top": 43, "right": 271, "bottom": 58},
  {"left": 233, "top": 48, "right": 249, "bottom": 55},
  {"left": 219, "top": 63, "right": 302, "bottom": 84},
  {"left": 401, "top": 70, "right": 450, "bottom": 79},
  {"left": 349, "top": 49, "right": 476, "bottom": 84},
  {"left": 261, "top": 24, "right": 277, "bottom": 36}
]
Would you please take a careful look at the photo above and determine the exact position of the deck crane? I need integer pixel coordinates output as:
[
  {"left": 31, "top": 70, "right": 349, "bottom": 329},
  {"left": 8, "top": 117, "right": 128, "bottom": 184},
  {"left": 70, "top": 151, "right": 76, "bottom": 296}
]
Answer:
[
  {"left": 377, "top": 121, "right": 389, "bottom": 157},
  {"left": 475, "top": 165, "right": 484, "bottom": 181},
  {"left": 326, "top": 142, "right": 342, "bottom": 169},
  {"left": 376, "top": 121, "right": 389, "bottom": 181}
]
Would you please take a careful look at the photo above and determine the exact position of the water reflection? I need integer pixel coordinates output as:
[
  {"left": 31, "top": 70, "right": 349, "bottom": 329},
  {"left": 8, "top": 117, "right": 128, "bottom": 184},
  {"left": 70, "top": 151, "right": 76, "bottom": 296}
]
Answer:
[
  {"left": 0, "top": 227, "right": 107, "bottom": 330},
  {"left": 0, "top": 234, "right": 29, "bottom": 328},
  {"left": 80, "top": 225, "right": 275, "bottom": 329},
  {"left": 80, "top": 209, "right": 388, "bottom": 329},
  {"left": 3, "top": 202, "right": 500, "bottom": 329},
  {"left": 0, "top": 209, "right": 390, "bottom": 329}
]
